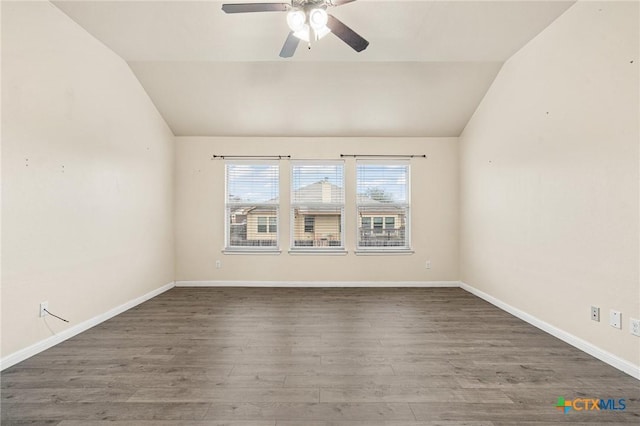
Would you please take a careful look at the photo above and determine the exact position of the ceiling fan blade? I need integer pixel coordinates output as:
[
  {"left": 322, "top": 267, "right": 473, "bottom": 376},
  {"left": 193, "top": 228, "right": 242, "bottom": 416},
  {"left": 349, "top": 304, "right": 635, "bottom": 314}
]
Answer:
[
  {"left": 328, "top": 0, "right": 357, "bottom": 6},
  {"left": 279, "top": 31, "right": 300, "bottom": 58},
  {"left": 326, "top": 14, "right": 369, "bottom": 52},
  {"left": 222, "top": 3, "right": 290, "bottom": 13}
]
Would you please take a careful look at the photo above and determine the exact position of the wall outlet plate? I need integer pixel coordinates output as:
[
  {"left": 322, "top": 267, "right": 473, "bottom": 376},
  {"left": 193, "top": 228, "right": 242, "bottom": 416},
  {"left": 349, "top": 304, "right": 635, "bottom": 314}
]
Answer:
[
  {"left": 425, "top": 260, "right": 431, "bottom": 269},
  {"left": 39, "top": 301, "right": 49, "bottom": 318},
  {"left": 609, "top": 310, "right": 621, "bottom": 329},
  {"left": 630, "top": 318, "right": 640, "bottom": 337},
  {"left": 591, "top": 306, "right": 600, "bottom": 322}
]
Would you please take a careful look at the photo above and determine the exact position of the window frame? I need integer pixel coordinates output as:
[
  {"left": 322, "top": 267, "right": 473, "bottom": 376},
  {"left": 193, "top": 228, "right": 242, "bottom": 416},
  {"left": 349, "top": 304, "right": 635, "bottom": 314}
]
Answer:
[
  {"left": 355, "top": 159, "right": 412, "bottom": 254},
  {"left": 224, "top": 161, "right": 281, "bottom": 253},
  {"left": 290, "top": 160, "right": 346, "bottom": 254}
]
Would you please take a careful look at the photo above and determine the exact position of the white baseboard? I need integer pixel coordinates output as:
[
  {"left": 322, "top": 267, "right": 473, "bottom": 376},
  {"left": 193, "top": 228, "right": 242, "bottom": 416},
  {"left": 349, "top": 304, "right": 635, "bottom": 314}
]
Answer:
[
  {"left": 175, "top": 280, "right": 460, "bottom": 288},
  {"left": 0, "top": 281, "right": 176, "bottom": 371},
  {"left": 460, "top": 281, "right": 640, "bottom": 380},
  {"left": 4, "top": 279, "right": 638, "bottom": 381}
]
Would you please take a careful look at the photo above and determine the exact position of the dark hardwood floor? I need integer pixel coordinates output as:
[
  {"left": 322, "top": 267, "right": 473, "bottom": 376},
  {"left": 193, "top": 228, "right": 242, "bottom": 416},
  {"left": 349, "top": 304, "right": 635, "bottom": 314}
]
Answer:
[{"left": 2, "top": 287, "right": 639, "bottom": 425}]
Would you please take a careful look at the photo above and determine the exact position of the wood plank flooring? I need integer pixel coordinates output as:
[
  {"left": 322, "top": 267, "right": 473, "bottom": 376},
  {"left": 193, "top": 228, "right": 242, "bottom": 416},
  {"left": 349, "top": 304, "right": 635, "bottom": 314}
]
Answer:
[{"left": 2, "top": 287, "right": 639, "bottom": 425}]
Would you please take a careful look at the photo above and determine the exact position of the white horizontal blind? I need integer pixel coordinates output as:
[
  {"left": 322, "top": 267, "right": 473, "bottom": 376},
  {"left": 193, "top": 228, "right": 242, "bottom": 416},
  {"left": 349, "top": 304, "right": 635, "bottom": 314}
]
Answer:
[
  {"left": 291, "top": 161, "right": 345, "bottom": 249},
  {"left": 356, "top": 161, "right": 410, "bottom": 249},
  {"left": 225, "top": 162, "right": 279, "bottom": 249}
]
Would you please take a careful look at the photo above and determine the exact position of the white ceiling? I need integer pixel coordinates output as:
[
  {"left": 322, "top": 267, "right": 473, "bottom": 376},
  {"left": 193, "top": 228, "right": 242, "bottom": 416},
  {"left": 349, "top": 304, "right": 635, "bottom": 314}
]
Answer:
[{"left": 52, "top": 0, "right": 575, "bottom": 137}]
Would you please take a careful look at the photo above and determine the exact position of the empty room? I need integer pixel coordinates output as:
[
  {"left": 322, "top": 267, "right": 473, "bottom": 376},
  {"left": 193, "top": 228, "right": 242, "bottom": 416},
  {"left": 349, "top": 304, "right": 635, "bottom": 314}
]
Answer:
[{"left": 1, "top": 0, "right": 639, "bottom": 424}]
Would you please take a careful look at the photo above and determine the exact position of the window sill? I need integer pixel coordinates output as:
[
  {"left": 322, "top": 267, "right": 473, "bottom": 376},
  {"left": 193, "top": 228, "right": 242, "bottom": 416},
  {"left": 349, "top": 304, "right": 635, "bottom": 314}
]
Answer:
[
  {"left": 354, "top": 249, "right": 414, "bottom": 256},
  {"left": 222, "top": 249, "right": 282, "bottom": 255},
  {"left": 288, "top": 249, "right": 348, "bottom": 256}
]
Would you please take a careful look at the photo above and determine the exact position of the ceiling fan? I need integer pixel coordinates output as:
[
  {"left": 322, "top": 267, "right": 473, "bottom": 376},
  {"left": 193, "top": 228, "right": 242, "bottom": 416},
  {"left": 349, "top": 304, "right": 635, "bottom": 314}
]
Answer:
[{"left": 221, "top": 0, "right": 369, "bottom": 58}]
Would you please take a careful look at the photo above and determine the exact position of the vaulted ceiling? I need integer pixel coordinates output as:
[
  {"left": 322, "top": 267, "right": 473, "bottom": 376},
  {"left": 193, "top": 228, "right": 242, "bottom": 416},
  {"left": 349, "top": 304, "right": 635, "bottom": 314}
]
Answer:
[{"left": 52, "top": 0, "right": 575, "bottom": 137}]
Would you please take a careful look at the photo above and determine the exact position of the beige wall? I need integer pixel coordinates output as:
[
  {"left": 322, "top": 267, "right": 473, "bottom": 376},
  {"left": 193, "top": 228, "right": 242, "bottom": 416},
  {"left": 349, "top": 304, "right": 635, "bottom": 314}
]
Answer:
[
  {"left": 1, "top": 2, "right": 175, "bottom": 358},
  {"left": 175, "top": 137, "right": 458, "bottom": 282},
  {"left": 460, "top": 1, "right": 639, "bottom": 366},
  {"left": 4, "top": 0, "right": 635, "bottom": 377}
]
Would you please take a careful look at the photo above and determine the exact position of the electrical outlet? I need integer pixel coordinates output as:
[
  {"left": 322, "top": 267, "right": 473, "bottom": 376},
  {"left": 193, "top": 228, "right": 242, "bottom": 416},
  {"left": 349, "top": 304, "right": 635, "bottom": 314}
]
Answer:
[
  {"left": 630, "top": 318, "right": 640, "bottom": 337},
  {"left": 39, "top": 301, "right": 49, "bottom": 318},
  {"left": 425, "top": 260, "right": 431, "bottom": 269},
  {"left": 609, "top": 310, "right": 621, "bottom": 329},
  {"left": 591, "top": 306, "right": 600, "bottom": 322},
  {"left": 215, "top": 260, "right": 222, "bottom": 269}
]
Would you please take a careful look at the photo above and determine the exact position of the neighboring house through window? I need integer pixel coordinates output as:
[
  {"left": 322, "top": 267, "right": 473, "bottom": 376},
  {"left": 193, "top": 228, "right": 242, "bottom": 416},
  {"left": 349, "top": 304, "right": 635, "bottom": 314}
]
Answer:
[
  {"left": 291, "top": 161, "right": 345, "bottom": 250},
  {"left": 225, "top": 162, "right": 279, "bottom": 250},
  {"left": 224, "top": 159, "right": 410, "bottom": 253},
  {"left": 356, "top": 160, "right": 410, "bottom": 250}
]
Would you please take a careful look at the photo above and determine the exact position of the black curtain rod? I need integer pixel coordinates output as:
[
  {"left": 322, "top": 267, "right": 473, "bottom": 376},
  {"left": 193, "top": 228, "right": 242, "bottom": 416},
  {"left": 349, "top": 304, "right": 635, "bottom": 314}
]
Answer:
[
  {"left": 213, "top": 154, "right": 424, "bottom": 159},
  {"left": 340, "top": 154, "right": 426, "bottom": 158},
  {"left": 212, "top": 155, "right": 291, "bottom": 160}
]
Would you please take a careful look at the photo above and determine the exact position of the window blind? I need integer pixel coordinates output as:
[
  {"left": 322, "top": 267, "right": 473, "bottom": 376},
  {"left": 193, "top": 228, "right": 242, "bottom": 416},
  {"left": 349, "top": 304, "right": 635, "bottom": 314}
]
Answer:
[
  {"left": 291, "top": 161, "right": 345, "bottom": 249},
  {"left": 225, "top": 162, "right": 279, "bottom": 249},
  {"left": 356, "top": 161, "right": 410, "bottom": 249}
]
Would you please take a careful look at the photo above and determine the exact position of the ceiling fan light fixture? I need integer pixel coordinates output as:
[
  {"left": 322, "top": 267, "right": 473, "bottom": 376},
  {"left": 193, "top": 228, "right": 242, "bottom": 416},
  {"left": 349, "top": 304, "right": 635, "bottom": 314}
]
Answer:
[
  {"left": 314, "top": 25, "right": 331, "bottom": 40},
  {"left": 221, "top": 0, "right": 369, "bottom": 57},
  {"left": 293, "top": 24, "right": 311, "bottom": 42},
  {"left": 308, "top": 8, "right": 328, "bottom": 30},
  {"left": 286, "top": 9, "right": 306, "bottom": 32}
]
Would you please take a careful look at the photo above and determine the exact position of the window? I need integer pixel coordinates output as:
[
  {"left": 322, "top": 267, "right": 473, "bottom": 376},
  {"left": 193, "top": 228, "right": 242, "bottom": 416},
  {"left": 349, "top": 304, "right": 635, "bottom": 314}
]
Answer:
[
  {"left": 291, "top": 161, "right": 345, "bottom": 250},
  {"left": 385, "top": 217, "right": 395, "bottom": 229},
  {"left": 257, "top": 216, "right": 277, "bottom": 233},
  {"left": 373, "top": 217, "right": 383, "bottom": 233},
  {"left": 304, "top": 216, "right": 315, "bottom": 233},
  {"left": 257, "top": 217, "right": 268, "bottom": 233},
  {"left": 357, "top": 161, "right": 410, "bottom": 250},
  {"left": 225, "top": 162, "right": 279, "bottom": 250}
]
